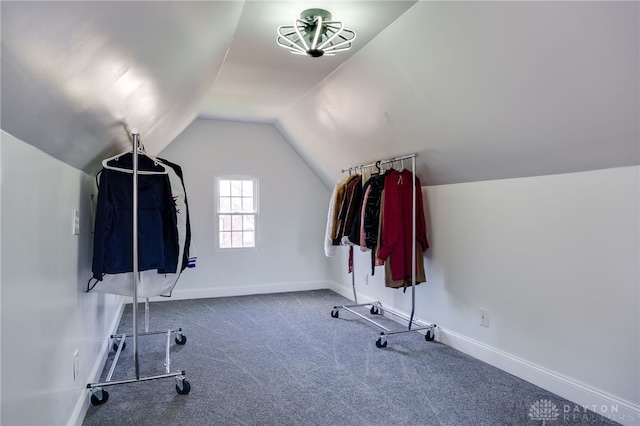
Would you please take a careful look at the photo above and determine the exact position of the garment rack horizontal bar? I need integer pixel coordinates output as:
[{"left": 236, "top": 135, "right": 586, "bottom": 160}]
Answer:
[
  {"left": 370, "top": 302, "right": 434, "bottom": 329},
  {"left": 339, "top": 306, "right": 391, "bottom": 332},
  {"left": 91, "top": 328, "right": 186, "bottom": 388},
  {"left": 87, "top": 371, "right": 186, "bottom": 389},
  {"left": 341, "top": 153, "right": 417, "bottom": 174},
  {"left": 380, "top": 326, "right": 434, "bottom": 336},
  {"left": 334, "top": 301, "right": 381, "bottom": 310},
  {"left": 332, "top": 301, "right": 436, "bottom": 335},
  {"left": 111, "top": 327, "right": 182, "bottom": 339}
]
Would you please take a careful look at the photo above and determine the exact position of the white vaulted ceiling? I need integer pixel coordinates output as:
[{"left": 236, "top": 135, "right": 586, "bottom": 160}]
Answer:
[
  {"left": 1, "top": 1, "right": 638, "bottom": 187},
  {"left": 1, "top": 1, "right": 245, "bottom": 170}
]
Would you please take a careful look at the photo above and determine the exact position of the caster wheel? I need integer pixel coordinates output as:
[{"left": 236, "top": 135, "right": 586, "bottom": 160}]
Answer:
[
  {"left": 376, "top": 337, "right": 387, "bottom": 348},
  {"left": 425, "top": 330, "right": 435, "bottom": 342},
  {"left": 90, "top": 390, "right": 109, "bottom": 406},
  {"left": 175, "top": 334, "right": 187, "bottom": 345},
  {"left": 112, "top": 341, "right": 126, "bottom": 352},
  {"left": 331, "top": 310, "right": 339, "bottom": 318},
  {"left": 176, "top": 380, "right": 191, "bottom": 395},
  {"left": 370, "top": 306, "right": 380, "bottom": 315}
]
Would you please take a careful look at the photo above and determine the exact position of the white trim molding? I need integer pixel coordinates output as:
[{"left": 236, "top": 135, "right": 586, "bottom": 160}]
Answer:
[{"left": 438, "top": 327, "right": 640, "bottom": 426}]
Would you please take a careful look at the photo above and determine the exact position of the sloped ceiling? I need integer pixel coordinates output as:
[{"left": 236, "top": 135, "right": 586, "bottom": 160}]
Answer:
[
  {"left": 1, "top": 1, "right": 638, "bottom": 187},
  {"left": 1, "top": 1, "right": 246, "bottom": 172},
  {"left": 0, "top": 0, "right": 414, "bottom": 175},
  {"left": 277, "top": 1, "right": 640, "bottom": 187}
]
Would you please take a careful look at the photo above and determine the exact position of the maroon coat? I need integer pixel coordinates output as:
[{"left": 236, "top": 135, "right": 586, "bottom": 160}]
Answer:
[{"left": 377, "top": 169, "right": 429, "bottom": 281}]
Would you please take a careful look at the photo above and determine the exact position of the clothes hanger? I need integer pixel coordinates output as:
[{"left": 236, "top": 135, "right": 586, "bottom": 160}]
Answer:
[
  {"left": 387, "top": 160, "right": 394, "bottom": 171},
  {"left": 101, "top": 143, "right": 168, "bottom": 175}
]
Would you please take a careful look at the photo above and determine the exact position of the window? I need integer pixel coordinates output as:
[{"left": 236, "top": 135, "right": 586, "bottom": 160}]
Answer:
[{"left": 216, "top": 177, "right": 258, "bottom": 249}]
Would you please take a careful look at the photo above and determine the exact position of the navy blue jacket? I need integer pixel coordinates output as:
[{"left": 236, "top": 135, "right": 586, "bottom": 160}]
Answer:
[{"left": 92, "top": 154, "right": 179, "bottom": 280}]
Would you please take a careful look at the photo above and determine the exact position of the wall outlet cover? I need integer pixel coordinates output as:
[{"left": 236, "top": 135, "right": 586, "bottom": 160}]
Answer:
[{"left": 480, "top": 309, "right": 490, "bottom": 327}]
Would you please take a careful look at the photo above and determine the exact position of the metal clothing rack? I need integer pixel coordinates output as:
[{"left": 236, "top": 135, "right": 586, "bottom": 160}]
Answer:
[
  {"left": 87, "top": 129, "right": 191, "bottom": 405},
  {"left": 330, "top": 154, "right": 437, "bottom": 348}
]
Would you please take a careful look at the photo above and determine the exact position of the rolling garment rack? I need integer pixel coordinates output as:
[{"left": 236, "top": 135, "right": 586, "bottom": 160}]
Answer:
[
  {"left": 330, "top": 154, "right": 436, "bottom": 348},
  {"left": 87, "top": 129, "right": 191, "bottom": 405}
]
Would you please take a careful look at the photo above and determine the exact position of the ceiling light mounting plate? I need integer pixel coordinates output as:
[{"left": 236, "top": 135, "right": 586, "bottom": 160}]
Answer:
[{"left": 300, "top": 8, "right": 332, "bottom": 22}]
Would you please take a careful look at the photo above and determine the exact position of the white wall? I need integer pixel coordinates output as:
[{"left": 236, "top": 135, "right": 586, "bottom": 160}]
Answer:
[
  {"left": 0, "top": 131, "right": 123, "bottom": 426},
  {"left": 329, "top": 166, "right": 640, "bottom": 424},
  {"left": 0, "top": 129, "right": 3, "bottom": 423},
  {"left": 156, "top": 119, "right": 331, "bottom": 299}
]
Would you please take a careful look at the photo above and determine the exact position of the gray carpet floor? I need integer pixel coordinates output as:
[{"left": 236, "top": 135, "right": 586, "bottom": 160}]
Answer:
[{"left": 82, "top": 289, "right": 618, "bottom": 426}]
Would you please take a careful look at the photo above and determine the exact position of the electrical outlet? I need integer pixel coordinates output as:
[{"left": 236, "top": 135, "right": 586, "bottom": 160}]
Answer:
[
  {"left": 364, "top": 274, "right": 369, "bottom": 285},
  {"left": 480, "top": 309, "right": 490, "bottom": 327},
  {"left": 73, "top": 350, "right": 79, "bottom": 380}
]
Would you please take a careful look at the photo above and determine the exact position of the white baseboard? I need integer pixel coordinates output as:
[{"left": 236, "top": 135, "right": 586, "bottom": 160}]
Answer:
[
  {"left": 67, "top": 300, "right": 126, "bottom": 426},
  {"left": 438, "top": 328, "right": 640, "bottom": 426},
  {"left": 328, "top": 281, "right": 640, "bottom": 426},
  {"left": 328, "top": 280, "right": 360, "bottom": 302},
  {"left": 146, "top": 280, "right": 329, "bottom": 302}
]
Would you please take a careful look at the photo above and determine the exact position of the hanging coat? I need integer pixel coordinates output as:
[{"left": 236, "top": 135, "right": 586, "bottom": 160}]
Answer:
[
  {"left": 377, "top": 169, "right": 429, "bottom": 284},
  {"left": 91, "top": 155, "right": 179, "bottom": 281},
  {"left": 89, "top": 158, "right": 190, "bottom": 297}
]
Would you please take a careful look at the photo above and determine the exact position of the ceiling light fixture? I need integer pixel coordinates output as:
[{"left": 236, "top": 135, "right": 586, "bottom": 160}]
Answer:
[{"left": 276, "top": 8, "right": 356, "bottom": 58}]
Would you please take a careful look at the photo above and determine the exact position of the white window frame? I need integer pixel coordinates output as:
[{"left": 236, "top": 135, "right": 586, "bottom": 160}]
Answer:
[{"left": 215, "top": 176, "right": 259, "bottom": 250}]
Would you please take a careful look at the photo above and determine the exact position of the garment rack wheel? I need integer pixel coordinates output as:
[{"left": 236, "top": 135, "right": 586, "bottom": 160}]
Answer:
[
  {"left": 90, "top": 388, "right": 109, "bottom": 406},
  {"left": 112, "top": 341, "right": 126, "bottom": 352},
  {"left": 176, "top": 376, "right": 191, "bottom": 395},
  {"left": 175, "top": 330, "right": 187, "bottom": 345},
  {"left": 425, "top": 329, "right": 435, "bottom": 342}
]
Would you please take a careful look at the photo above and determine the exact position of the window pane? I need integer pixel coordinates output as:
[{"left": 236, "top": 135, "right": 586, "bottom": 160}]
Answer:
[
  {"left": 231, "top": 180, "right": 242, "bottom": 196},
  {"left": 220, "top": 215, "right": 231, "bottom": 231},
  {"left": 220, "top": 231, "right": 231, "bottom": 248},
  {"left": 243, "top": 215, "right": 254, "bottom": 231},
  {"left": 231, "top": 197, "right": 242, "bottom": 213},
  {"left": 243, "top": 231, "right": 255, "bottom": 247},
  {"left": 219, "top": 180, "right": 230, "bottom": 196},
  {"left": 232, "top": 232, "right": 242, "bottom": 247},
  {"left": 242, "top": 181, "right": 253, "bottom": 197},
  {"left": 219, "top": 197, "right": 231, "bottom": 213},
  {"left": 240, "top": 197, "right": 251, "bottom": 213},
  {"left": 232, "top": 215, "right": 243, "bottom": 230}
]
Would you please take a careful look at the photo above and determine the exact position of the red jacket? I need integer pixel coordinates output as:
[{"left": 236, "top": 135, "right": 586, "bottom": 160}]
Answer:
[{"left": 377, "top": 169, "right": 429, "bottom": 281}]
